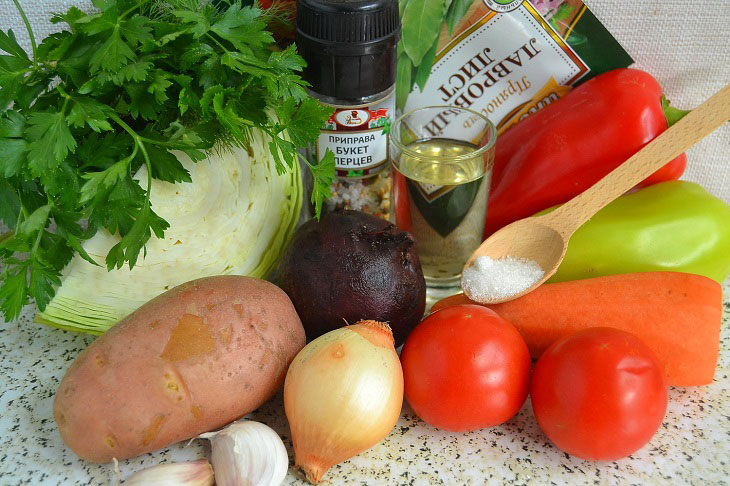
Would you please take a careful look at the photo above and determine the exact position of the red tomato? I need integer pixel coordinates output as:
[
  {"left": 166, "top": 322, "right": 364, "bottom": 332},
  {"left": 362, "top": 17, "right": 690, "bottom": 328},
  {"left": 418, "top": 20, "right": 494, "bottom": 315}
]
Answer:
[
  {"left": 530, "top": 327, "right": 668, "bottom": 461},
  {"left": 400, "top": 305, "right": 531, "bottom": 432}
]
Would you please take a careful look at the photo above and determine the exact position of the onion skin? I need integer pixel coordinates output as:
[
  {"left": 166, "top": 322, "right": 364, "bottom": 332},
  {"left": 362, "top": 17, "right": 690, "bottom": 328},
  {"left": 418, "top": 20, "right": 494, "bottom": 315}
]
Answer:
[
  {"left": 278, "top": 210, "right": 426, "bottom": 347},
  {"left": 284, "top": 320, "right": 404, "bottom": 484}
]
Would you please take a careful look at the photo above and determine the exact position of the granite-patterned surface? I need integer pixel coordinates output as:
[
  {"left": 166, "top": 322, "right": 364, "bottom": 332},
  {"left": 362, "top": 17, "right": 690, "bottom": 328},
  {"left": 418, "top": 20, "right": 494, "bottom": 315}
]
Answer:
[{"left": 0, "top": 281, "right": 728, "bottom": 486}]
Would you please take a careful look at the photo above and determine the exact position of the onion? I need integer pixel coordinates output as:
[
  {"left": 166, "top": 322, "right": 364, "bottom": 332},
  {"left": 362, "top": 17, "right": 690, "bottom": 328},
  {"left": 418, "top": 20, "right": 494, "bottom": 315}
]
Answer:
[{"left": 284, "top": 320, "right": 404, "bottom": 484}]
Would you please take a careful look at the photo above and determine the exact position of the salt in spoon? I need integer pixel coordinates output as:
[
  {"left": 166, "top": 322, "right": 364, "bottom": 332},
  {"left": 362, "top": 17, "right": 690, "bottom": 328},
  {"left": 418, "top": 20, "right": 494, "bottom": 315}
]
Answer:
[{"left": 463, "top": 82, "right": 730, "bottom": 304}]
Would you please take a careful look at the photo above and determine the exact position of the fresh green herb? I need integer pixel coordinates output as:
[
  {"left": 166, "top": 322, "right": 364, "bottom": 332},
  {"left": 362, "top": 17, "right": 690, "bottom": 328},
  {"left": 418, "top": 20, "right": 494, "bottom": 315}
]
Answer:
[
  {"left": 0, "top": 0, "right": 334, "bottom": 322},
  {"left": 396, "top": 0, "right": 475, "bottom": 110}
]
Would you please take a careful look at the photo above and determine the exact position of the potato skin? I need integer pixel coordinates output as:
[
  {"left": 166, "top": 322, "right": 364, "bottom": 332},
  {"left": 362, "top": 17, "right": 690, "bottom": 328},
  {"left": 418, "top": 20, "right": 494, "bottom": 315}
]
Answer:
[{"left": 54, "top": 276, "right": 305, "bottom": 463}]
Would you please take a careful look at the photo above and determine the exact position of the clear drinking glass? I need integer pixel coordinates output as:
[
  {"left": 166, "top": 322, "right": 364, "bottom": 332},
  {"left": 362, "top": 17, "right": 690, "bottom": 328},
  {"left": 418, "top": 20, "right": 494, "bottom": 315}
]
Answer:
[{"left": 390, "top": 106, "right": 496, "bottom": 304}]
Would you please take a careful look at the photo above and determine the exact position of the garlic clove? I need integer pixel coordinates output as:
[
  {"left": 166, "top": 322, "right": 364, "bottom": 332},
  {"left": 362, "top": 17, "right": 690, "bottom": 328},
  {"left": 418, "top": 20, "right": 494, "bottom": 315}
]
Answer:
[
  {"left": 200, "top": 420, "right": 289, "bottom": 486},
  {"left": 123, "top": 459, "right": 214, "bottom": 486}
]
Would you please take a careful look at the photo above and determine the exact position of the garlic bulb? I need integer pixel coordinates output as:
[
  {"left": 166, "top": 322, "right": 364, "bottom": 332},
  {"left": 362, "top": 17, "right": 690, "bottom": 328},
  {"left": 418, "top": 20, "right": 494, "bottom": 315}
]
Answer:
[
  {"left": 123, "top": 459, "right": 214, "bottom": 485},
  {"left": 284, "top": 320, "right": 404, "bottom": 484},
  {"left": 200, "top": 420, "right": 289, "bottom": 486}
]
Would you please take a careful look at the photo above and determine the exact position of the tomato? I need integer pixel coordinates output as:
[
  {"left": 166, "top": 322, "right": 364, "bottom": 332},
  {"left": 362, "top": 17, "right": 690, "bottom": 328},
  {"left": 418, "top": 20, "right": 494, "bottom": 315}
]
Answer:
[
  {"left": 400, "top": 305, "right": 531, "bottom": 432},
  {"left": 530, "top": 327, "right": 668, "bottom": 461}
]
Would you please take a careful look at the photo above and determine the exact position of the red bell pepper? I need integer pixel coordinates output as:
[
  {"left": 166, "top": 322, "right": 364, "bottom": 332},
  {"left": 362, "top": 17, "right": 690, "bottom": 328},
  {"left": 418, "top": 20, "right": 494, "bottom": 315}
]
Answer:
[{"left": 485, "top": 68, "right": 688, "bottom": 237}]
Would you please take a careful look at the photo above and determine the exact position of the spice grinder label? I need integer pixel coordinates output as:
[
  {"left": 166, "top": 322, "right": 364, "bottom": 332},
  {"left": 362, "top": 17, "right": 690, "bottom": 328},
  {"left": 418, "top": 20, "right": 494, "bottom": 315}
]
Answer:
[
  {"left": 403, "top": 0, "right": 589, "bottom": 134},
  {"left": 316, "top": 95, "right": 395, "bottom": 178}
]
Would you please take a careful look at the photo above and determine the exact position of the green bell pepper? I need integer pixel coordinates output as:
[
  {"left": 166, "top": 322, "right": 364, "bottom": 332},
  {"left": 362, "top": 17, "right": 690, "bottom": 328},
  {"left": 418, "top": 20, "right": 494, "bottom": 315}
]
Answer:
[{"left": 542, "top": 181, "right": 730, "bottom": 283}]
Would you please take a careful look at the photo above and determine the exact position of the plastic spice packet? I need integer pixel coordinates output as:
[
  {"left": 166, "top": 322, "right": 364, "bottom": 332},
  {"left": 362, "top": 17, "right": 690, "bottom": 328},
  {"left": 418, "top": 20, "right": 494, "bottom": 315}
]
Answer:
[{"left": 397, "top": 0, "right": 633, "bottom": 133}]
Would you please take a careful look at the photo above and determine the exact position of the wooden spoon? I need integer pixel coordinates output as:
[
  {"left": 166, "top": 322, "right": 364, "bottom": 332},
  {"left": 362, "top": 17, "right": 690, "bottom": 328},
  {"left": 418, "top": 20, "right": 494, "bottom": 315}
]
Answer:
[{"left": 463, "top": 83, "right": 730, "bottom": 304}]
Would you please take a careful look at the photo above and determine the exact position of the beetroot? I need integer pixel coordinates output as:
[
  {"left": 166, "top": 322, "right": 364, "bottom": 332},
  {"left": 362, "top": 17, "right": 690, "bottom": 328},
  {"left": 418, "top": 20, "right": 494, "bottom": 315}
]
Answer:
[{"left": 278, "top": 210, "right": 426, "bottom": 346}]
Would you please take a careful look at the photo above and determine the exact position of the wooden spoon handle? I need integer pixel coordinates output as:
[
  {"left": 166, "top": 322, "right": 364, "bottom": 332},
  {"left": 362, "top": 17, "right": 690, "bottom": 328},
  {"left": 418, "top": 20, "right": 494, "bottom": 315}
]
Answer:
[{"left": 544, "top": 83, "right": 730, "bottom": 237}]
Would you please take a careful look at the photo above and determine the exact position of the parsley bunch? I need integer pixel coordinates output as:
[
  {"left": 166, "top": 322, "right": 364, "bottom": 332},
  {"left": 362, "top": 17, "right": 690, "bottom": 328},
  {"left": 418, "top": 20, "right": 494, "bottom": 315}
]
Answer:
[{"left": 0, "top": 0, "right": 335, "bottom": 321}]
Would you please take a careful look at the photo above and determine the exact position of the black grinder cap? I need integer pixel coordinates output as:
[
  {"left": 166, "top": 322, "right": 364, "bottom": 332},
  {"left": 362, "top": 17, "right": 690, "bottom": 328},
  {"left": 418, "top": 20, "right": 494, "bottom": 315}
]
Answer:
[{"left": 296, "top": 0, "right": 401, "bottom": 102}]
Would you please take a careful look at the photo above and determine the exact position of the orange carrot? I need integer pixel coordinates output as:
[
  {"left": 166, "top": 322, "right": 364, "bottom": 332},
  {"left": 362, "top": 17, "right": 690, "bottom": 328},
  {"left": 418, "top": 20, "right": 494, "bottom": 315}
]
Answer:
[{"left": 431, "top": 272, "right": 722, "bottom": 387}]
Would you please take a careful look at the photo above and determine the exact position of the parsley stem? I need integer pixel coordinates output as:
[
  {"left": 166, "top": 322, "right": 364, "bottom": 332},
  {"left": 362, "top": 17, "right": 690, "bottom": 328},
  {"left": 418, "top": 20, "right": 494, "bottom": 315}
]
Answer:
[
  {"left": 32, "top": 228, "right": 43, "bottom": 253},
  {"left": 135, "top": 136, "right": 154, "bottom": 208},
  {"left": 56, "top": 84, "right": 70, "bottom": 99},
  {"left": 16, "top": 202, "right": 27, "bottom": 226},
  {"left": 12, "top": 0, "right": 37, "bottom": 67},
  {"left": 121, "top": 0, "right": 151, "bottom": 19},
  {"left": 13, "top": 203, "right": 29, "bottom": 238},
  {"left": 31, "top": 209, "right": 50, "bottom": 254},
  {"left": 108, "top": 112, "right": 153, "bottom": 208},
  {"left": 205, "top": 33, "right": 230, "bottom": 53}
]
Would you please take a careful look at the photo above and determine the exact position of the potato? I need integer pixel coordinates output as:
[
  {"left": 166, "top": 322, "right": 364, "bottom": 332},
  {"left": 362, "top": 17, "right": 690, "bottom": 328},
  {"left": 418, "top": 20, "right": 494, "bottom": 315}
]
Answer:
[{"left": 53, "top": 276, "right": 305, "bottom": 463}]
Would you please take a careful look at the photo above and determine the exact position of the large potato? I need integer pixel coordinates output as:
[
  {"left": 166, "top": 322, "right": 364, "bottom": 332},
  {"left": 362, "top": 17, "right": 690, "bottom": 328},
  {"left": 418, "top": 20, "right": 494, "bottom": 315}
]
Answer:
[{"left": 54, "top": 276, "right": 305, "bottom": 463}]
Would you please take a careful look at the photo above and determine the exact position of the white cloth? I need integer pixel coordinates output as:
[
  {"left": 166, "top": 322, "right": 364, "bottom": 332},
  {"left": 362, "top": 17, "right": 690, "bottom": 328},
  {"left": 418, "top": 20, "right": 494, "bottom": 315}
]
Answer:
[
  {"left": 2, "top": 0, "right": 729, "bottom": 202},
  {"left": 588, "top": 0, "right": 730, "bottom": 203}
]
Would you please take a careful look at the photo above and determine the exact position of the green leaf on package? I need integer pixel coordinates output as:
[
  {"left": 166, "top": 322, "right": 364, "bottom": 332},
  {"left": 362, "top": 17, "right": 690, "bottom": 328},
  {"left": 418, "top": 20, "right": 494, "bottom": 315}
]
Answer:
[
  {"left": 401, "top": 0, "right": 446, "bottom": 66},
  {"left": 396, "top": 49, "right": 414, "bottom": 111},
  {"left": 445, "top": 0, "right": 475, "bottom": 35},
  {"left": 415, "top": 36, "right": 439, "bottom": 92}
]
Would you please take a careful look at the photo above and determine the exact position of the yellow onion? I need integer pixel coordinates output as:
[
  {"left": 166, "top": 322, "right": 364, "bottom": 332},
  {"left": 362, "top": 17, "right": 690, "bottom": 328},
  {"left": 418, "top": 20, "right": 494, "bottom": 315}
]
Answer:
[{"left": 284, "top": 320, "right": 404, "bottom": 483}]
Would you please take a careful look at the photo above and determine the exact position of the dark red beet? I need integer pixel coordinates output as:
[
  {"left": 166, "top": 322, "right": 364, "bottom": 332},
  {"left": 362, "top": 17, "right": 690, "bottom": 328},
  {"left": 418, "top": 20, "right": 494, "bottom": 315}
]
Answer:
[{"left": 278, "top": 210, "right": 426, "bottom": 347}]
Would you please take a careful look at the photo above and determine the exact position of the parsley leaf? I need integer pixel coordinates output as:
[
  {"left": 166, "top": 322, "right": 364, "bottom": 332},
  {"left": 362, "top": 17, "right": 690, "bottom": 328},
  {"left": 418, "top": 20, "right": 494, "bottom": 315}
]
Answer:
[
  {"left": 0, "top": 29, "right": 29, "bottom": 60},
  {"left": 306, "top": 149, "right": 335, "bottom": 219},
  {"left": 67, "top": 97, "right": 113, "bottom": 132},
  {"left": 0, "top": 178, "right": 20, "bottom": 227},
  {"left": 120, "top": 15, "right": 154, "bottom": 45},
  {"left": 106, "top": 202, "right": 169, "bottom": 270},
  {"left": 172, "top": 10, "right": 211, "bottom": 38},
  {"left": 264, "top": 44, "right": 308, "bottom": 100},
  {"left": 210, "top": 4, "right": 273, "bottom": 49},
  {"left": 145, "top": 145, "right": 192, "bottom": 183},
  {"left": 280, "top": 97, "right": 333, "bottom": 147},
  {"left": 0, "top": 267, "right": 28, "bottom": 321},
  {"left": 89, "top": 27, "right": 136, "bottom": 72},
  {"left": 79, "top": 157, "right": 131, "bottom": 204},
  {"left": 16, "top": 204, "right": 51, "bottom": 241},
  {"left": 97, "top": 57, "right": 153, "bottom": 84},
  {"left": 29, "top": 258, "right": 62, "bottom": 311},
  {"left": 25, "top": 112, "right": 77, "bottom": 175},
  {"left": 0, "top": 138, "right": 26, "bottom": 178}
]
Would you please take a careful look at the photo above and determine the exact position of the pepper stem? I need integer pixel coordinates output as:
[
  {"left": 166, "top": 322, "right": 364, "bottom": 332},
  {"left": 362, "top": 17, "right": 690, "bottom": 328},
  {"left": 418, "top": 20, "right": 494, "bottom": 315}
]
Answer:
[{"left": 662, "top": 95, "right": 691, "bottom": 127}]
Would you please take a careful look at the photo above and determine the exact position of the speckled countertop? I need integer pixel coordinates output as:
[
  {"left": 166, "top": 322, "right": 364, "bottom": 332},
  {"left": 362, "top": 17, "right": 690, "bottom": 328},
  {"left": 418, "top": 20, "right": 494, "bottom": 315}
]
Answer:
[{"left": 1, "top": 280, "right": 728, "bottom": 486}]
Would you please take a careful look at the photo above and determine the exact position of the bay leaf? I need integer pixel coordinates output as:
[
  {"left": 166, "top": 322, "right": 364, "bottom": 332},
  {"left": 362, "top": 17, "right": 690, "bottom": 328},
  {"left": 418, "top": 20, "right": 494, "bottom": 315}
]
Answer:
[
  {"left": 401, "top": 0, "right": 445, "bottom": 67},
  {"left": 445, "top": 0, "right": 476, "bottom": 35},
  {"left": 395, "top": 49, "right": 414, "bottom": 111},
  {"left": 414, "top": 35, "right": 439, "bottom": 92}
]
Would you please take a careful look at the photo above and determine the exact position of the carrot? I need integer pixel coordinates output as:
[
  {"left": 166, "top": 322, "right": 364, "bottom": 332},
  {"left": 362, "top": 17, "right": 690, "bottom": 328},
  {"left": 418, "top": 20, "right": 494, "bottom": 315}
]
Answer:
[{"left": 431, "top": 272, "right": 722, "bottom": 387}]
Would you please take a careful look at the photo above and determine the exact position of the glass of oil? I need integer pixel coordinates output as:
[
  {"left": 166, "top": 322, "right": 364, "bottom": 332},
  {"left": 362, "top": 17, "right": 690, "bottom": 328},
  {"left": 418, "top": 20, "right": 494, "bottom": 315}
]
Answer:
[{"left": 390, "top": 106, "right": 496, "bottom": 303}]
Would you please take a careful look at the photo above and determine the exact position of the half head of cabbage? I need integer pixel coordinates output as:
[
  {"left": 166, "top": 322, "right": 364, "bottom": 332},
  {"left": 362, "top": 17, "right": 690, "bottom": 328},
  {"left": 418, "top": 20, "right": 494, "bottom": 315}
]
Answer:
[{"left": 36, "top": 131, "right": 301, "bottom": 334}]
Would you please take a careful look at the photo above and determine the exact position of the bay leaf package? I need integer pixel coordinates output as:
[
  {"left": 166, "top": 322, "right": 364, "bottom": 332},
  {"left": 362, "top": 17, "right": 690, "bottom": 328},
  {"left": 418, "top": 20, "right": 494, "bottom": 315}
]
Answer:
[{"left": 397, "top": 0, "right": 633, "bottom": 133}]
